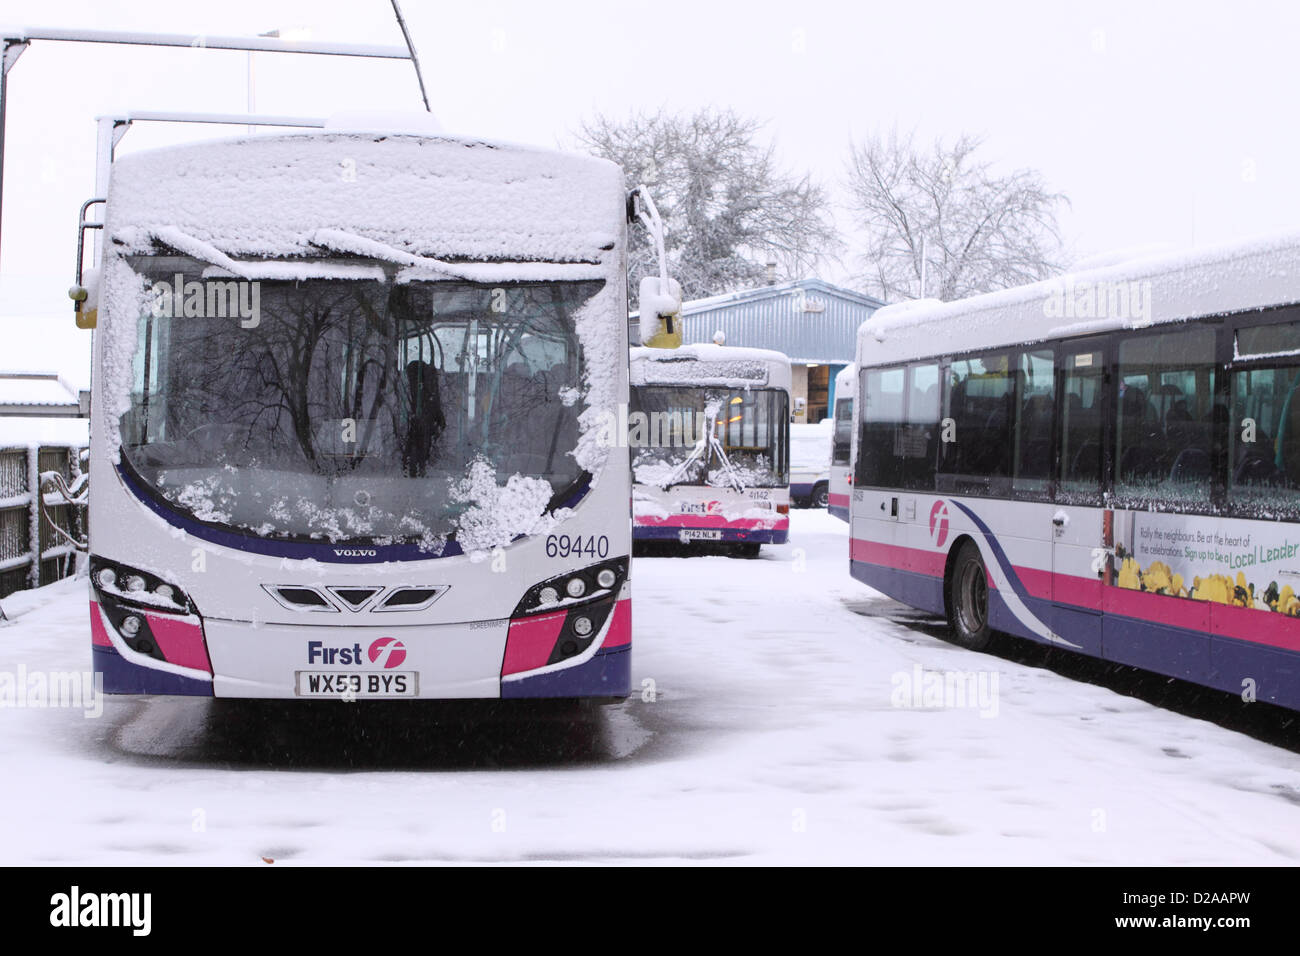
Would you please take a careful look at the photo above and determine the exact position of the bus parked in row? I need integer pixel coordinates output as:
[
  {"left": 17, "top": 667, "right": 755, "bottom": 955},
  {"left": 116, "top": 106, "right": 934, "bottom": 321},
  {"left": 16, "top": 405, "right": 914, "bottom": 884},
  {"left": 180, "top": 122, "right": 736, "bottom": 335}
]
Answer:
[
  {"left": 828, "top": 363, "right": 855, "bottom": 521},
  {"left": 849, "top": 234, "right": 1300, "bottom": 709},
  {"left": 82, "top": 125, "right": 662, "bottom": 701},
  {"left": 629, "top": 344, "right": 791, "bottom": 556}
]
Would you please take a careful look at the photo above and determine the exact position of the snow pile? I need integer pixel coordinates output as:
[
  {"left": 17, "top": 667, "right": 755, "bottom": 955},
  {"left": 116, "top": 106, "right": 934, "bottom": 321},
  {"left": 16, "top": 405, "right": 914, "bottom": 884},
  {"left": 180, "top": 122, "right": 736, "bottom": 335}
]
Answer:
[{"left": 448, "top": 457, "right": 567, "bottom": 555}]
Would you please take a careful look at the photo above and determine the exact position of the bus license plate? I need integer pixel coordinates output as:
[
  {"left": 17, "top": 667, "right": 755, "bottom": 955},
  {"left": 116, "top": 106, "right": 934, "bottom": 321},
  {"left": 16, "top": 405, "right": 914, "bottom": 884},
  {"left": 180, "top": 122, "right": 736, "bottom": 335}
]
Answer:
[
  {"left": 679, "top": 529, "right": 722, "bottom": 542},
  {"left": 294, "top": 671, "right": 419, "bottom": 698}
]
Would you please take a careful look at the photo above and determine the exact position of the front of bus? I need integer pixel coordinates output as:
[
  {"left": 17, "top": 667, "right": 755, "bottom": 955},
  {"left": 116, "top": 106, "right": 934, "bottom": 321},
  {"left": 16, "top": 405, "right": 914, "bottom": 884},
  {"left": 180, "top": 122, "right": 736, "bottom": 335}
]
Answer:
[
  {"left": 87, "top": 131, "right": 632, "bottom": 700},
  {"left": 629, "top": 344, "right": 790, "bottom": 548}
]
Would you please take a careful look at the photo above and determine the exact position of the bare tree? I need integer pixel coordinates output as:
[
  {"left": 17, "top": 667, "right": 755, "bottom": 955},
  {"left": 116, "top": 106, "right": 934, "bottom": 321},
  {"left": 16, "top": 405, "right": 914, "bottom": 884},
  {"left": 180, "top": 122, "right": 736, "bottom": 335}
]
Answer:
[
  {"left": 846, "top": 131, "right": 1067, "bottom": 302},
  {"left": 575, "top": 109, "right": 839, "bottom": 298}
]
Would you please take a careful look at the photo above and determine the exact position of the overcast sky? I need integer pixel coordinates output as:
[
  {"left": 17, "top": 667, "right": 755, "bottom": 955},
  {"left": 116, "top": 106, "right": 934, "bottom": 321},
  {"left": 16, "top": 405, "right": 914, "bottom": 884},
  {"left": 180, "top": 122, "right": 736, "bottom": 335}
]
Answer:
[{"left": 2, "top": 0, "right": 1298, "bottom": 387}]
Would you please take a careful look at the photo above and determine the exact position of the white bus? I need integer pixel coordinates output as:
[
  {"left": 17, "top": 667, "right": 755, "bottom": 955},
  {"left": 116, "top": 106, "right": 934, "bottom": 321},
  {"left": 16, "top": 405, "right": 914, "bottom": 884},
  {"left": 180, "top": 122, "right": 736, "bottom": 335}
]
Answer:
[
  {"left": 828, "top": 363, "right": 855, "bottom": 521},
  {"left": 629, "top": 344, "right": 791, "bottom": 556},
  {"left": 849, "top": 234, "right": 1300, "bottom": 710},
  {"left": 83, "top": 127, "right": 645, "bottom": 701},
  {"left": 790, "top": 420, "right": 832, "bottom": 508}
]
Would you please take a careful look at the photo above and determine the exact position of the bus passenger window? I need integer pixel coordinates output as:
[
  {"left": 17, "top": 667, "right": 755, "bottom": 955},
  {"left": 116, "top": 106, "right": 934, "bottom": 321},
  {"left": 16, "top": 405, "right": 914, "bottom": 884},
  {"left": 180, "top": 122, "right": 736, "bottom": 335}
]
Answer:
[
  {"left": 902, "top": 362, "right": 940, "bottom": 490},
  {"left": 1114, "top": 326, "right": 1217, "bottom": 507},
  {"left": 1229, "top": 317, "right": 1300, "bottom": 519},
  {"left": 1014, "top": 348, "right": 1055, "bottom": 497},
  {"left": 857, "top": 367, "right": 905, "bottom": 488},
  {"left": 938, "top": 352, "right": 1013, "bottom": 494},
  {"left": 1058, "top": 347, "right": 1104, "bottom": 501}
]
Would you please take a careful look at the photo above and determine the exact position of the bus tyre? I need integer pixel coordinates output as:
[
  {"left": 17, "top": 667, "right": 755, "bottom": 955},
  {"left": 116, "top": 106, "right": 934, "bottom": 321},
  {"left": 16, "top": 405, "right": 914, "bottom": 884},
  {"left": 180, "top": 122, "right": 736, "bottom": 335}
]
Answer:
[
  {"left": 947, "top": 541, "right": 993, "bottom": 651},
  {"left": 812, "top": 482, "right": 829, "bottom": 509},
  {"left": 738, "top": 542, "right": 761, "bottom": 558}
]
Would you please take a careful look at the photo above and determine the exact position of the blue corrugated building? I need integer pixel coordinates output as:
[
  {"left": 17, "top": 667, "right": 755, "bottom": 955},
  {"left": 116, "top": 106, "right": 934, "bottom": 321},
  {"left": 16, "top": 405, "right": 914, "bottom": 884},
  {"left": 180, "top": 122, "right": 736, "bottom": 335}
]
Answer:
[{"left": 676, "top": 279, "right": 883, "bottom": 423}]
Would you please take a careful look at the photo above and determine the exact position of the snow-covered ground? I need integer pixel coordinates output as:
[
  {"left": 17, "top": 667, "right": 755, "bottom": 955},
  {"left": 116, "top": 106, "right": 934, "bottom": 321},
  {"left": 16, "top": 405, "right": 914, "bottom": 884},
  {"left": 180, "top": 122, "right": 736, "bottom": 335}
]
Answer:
[{"left": 2, "top": 509, "right": 1300, "bottom": 865}]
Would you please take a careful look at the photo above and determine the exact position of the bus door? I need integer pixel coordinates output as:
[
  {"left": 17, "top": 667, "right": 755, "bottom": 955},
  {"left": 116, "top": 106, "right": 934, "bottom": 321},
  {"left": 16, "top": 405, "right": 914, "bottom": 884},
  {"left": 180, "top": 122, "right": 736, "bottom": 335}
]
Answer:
[{"left": 1049, "top": 339, "right": 1108, "bottom": 656}]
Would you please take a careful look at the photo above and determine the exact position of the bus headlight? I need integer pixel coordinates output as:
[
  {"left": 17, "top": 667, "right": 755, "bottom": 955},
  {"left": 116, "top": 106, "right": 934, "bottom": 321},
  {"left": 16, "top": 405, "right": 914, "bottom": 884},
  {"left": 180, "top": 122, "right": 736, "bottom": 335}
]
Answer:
[
  {"left": 89, "top": 555, "right": 195, "bottom": 615},
  {"left": 572, "top": 616, "right": 593, "bottom": 637},
  {"left": 511, "top": 557, "right": 628, "bottom": 618}
]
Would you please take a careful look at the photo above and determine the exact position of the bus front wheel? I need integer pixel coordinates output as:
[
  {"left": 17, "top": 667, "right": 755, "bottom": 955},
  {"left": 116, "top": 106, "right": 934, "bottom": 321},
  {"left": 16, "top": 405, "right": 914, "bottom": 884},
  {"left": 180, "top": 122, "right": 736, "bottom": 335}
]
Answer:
[{"left": 946, "top": 541, "right": 993, "bottom": 651}]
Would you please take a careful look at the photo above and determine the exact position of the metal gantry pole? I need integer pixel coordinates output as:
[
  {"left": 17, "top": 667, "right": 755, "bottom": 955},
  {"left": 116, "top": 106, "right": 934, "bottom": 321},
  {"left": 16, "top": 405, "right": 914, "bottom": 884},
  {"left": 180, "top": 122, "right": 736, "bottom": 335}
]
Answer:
[
  {"left": 0, "top": 40, "right": 30, "bottom": 268},
  {"left": 0, "top": 26, "right": 415, "bottom": 272}
]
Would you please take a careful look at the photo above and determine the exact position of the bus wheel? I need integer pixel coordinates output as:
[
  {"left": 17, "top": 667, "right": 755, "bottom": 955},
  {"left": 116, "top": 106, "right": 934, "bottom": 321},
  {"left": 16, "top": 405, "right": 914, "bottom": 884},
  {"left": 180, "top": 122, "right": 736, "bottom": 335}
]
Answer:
[
  {"left": 812, "top": 482, "right": 829, "bottom": 509},
  {"left": 947, "top": 541, "right": 992, "bottom": 651},
  {"left": 737, "top": 542, "right": 761, "bottom": 558}
]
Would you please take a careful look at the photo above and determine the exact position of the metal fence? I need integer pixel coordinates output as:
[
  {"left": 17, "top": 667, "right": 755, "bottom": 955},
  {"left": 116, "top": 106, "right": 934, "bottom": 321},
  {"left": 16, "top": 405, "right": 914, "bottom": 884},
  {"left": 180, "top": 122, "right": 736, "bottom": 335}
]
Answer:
[{"left": 0, "top": 445, "right": 86, "bottom": 599}]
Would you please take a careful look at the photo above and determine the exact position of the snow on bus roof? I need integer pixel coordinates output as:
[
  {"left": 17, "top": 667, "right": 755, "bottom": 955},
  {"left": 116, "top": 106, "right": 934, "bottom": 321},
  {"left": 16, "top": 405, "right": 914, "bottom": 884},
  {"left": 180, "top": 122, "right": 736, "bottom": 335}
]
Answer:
[
  {"left": 105, "top": 132, "right": 625, "bottom": 267},
  {"left": 630, "top": 344, "right": 792, "bottom": 389},
  {"left": 858, "top": 228, "right": 1300, "bottom": 366}
]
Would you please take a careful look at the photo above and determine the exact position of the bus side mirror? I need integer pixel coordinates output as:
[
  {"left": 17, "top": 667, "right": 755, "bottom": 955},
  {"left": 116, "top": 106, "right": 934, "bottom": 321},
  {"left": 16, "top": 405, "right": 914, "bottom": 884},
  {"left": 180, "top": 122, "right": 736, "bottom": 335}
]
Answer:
[
  {"left": 628, "top": 185, "right": 682, "bottom": 349},
  {"left": 70, "top": 267, "right": 99, "bottom": 330},
  {"left": 638, "top": 275, "right": 683, "bottom": 349}
]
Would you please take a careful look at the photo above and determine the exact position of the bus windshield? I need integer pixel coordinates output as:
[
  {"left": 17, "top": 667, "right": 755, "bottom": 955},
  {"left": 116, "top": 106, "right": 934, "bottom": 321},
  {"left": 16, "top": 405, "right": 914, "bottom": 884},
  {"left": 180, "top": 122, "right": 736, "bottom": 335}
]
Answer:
[
  {"left": 118, "top": 255, "right": 599, "bottom": 547},
  {"left": 630, "top": 385, "right": 789, "bottom": 489}
]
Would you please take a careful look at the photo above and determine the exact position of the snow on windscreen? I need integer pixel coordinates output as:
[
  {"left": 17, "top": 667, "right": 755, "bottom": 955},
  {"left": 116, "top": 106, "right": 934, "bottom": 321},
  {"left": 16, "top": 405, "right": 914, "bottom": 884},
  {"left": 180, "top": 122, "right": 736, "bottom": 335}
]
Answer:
[{"left": 97, "top": 132, "right": 627, "bottom": 556}]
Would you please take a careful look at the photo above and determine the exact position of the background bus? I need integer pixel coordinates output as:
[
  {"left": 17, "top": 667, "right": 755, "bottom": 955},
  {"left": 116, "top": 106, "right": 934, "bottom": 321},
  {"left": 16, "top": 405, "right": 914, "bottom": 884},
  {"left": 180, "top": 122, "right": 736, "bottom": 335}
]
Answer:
[
  {"left": 629, "top": 344, "right": 791, "bottom": 556},
  {"left": 86, "top": 127, "right": 638, "bottom": 701},
  {"left": 828, "top": 363, "right": 856, "bottom": 521},
  {"left": 850, "top": 235, "right": 1300, "bottom": 710},
  {"left": 790, "top": 420, "right": 832, "bottom": 508}
]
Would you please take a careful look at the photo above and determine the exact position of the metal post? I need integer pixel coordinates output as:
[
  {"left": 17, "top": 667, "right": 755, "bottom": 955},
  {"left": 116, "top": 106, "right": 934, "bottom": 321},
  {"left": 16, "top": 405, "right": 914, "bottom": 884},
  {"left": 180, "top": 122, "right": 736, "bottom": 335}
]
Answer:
[
  {"left": 0, "top": 27, "right": 412, "bottom": 273},
  {"left": 0, "top": 40, "right": 30, "bottom": 268}
]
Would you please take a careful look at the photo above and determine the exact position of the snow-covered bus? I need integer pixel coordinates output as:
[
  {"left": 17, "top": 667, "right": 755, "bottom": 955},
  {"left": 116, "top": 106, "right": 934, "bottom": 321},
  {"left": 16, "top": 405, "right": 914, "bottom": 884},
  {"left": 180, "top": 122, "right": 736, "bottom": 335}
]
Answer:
[
  {"left": 828, "top": 363, "right": 855, "bottom": 521},
  {"left": 82, "top": 128, "right": 651, "bottom": 701},
  {"left": 629, "top": 344, "right": 791, "bottom": 556},
  {"left": 849, "top": 234, "right": 1300, "bottom": 710}
]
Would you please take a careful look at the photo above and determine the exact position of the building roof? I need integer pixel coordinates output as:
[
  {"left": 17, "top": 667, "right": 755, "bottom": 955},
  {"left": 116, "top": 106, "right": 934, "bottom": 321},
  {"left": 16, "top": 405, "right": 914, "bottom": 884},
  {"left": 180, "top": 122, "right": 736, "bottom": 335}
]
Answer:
[
  {"left": 0, "top": 372, "right": 80, "bottom": 409},
  {"left": 678, "top": 278, "right": 884, "bottom": 364}
]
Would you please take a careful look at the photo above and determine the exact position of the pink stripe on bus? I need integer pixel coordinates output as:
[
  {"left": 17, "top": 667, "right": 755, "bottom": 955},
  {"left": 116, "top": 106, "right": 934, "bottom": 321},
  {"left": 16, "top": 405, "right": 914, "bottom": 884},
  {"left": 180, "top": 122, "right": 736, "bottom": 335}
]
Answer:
[
  {"left": 145, "top": 613, "right": 212, "bottom": 672},
  {"left": 828, "top": 493, "right": 850, "bottom": 508},
  {"left": 502, "top": 611, "right": 567, "bottom": 676},
  {"left": 602, "top": 599, "right": 632, "bottom": 649},
  {"left": 635, "top": 513, "right": 788, "bottom": 531},
  {"left": 89, "top": 601, "right": 112, "bottom": 647},
  {"left": 850, "top": 536, "right": 1300, "bottom": 651}
]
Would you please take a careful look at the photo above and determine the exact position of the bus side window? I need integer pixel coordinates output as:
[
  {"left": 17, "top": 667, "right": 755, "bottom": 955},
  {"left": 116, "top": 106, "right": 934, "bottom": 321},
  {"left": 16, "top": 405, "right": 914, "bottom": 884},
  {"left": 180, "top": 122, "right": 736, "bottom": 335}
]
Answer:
[
  {"left": 857, "top": 367, "right": 905, "bottom": 488},
  {"left": 1229, "top": 315, "right": 1300, "bottom": 519},
  {"left": 1058, "top": 345, "right": 1105, "bottom": 501},
  {"left": 1013, "top": 348, "right": 1055, "bottom": 497},
  {"left": 1115, "top": 325, "right": 1217, "bottom": 507},
  {"left": 938, "top": 352, "right": 1012, "bottom": 494},
  {"left": 902, "top": 362, "right": 940, "bottom": 490}
]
